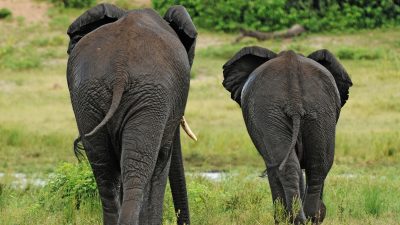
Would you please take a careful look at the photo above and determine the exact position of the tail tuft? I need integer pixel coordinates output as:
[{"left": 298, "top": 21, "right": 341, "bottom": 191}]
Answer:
[{"left": 73, "top": 136, "right": 85, "bottom": 162}]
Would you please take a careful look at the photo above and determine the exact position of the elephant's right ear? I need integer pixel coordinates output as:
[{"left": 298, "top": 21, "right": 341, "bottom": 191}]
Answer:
[
  {"left": 67, "top": 3, "right": 126, "bottom": 54},
  {"left": 164, "top": 5, "right": 197, "bottom": 67},
  {"left": 308, "top": 49, "right": 353, "bottom": 107},
  {"left": 223, "top": 46, "right": 277, "bottom": 105}
]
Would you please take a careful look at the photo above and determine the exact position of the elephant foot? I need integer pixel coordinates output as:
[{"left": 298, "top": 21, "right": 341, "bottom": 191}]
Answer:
[
  {"left": 305, "top": 200, "right": 326, "bottom": 225},
  {"left": 310, "top": 201, "right": 326, "bottom": 224},
  {"left": 294, "top": 213, "right": 306, "bottom": 225}
]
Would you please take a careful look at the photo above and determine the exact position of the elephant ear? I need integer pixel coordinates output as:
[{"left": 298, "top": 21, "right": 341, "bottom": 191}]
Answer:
[
  {"left": 164, "top": 5, "right": 197, "bottom": 67},
  {"left": 308, "top": 49, "right": 353, "bottom": 107},
  {"left": 223, "top": 46, "right": 277, "bottom": 105},
  {"left": 67, "top": 3, "right": 126, "bottom": 54}
]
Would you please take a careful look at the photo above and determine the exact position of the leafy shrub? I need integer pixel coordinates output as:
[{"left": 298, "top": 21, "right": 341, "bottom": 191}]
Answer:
[
  {"left": 45, "top": 162, "right": 97, "bottom": 209},
  {"left": 0, "top": 8, "right": 12, "bottom": 19},
  {"left": 152, "top": 0, "right": 400, "bottom": 32},
  {"left": 49, "top": 0, "right": 96, "bottom": 8}
]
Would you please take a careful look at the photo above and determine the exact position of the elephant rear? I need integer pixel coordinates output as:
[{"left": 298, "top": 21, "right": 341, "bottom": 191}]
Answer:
[
  {"left": 222, "top": 46, "right": 352, "bottom": 223},
  {"left": 66, "top": 4, "right": 197, "bottom": 225},
  {"left": 66, "top": 7, "right": 194, "bottom": 140}
]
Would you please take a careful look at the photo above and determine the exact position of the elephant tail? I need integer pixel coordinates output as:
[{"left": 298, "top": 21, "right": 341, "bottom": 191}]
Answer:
[
  {"left": 279, "top": 114, "right": 301, "bottom": 171},
  {"left": 85, "top": 78, "right": 126, "bottom": 138}
]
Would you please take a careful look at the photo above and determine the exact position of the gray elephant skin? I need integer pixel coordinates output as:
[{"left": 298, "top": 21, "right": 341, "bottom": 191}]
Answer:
[
  {"left": 66, "top": 4, "right": 197, "bottom": 225},
  {"left": 222, "top": 47, "right": 352, "bottom": 224}
]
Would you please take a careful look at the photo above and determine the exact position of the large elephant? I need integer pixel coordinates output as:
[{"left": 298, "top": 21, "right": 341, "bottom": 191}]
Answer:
[
  {"left": 66, "top": 4, "right": 197, "bottom": 225},
  {"left": 222, "top": 47, "right": 352, "bottom": 224}
]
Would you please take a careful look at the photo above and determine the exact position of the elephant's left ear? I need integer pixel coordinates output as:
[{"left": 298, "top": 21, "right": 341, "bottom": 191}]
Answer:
[
  {"left": 223, "top": 46, "right": 277, "bottom": 105},
  {"left": 164, "top": 5, "right": 197, "bottom": 67},
  {"left": 67, "top": 3, "right": 126, "bottom": 54},
  {"left": 308, "top": 49, "right": 353, "bottom": 107}
]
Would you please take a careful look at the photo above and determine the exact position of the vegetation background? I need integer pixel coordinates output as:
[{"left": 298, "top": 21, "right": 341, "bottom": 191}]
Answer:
[{"left": 0, "top": 0, "right": 399, "bottom": 224}]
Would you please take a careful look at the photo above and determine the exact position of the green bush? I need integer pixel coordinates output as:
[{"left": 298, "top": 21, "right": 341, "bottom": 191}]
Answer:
[
  {"left": 0, "top": 8, "right": 12, "bottom": 19},
  {"left": 152, "top": 0, "right": 400, "bottom": 32},
  {"left": 49, "top": 0, "right": 96, "bottom": 8},
  {"left": 45, "top": 162, "right": 97, "bottom": 208}
]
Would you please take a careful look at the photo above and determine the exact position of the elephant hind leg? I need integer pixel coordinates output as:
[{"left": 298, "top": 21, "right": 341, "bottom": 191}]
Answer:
[
  {"left": 139, "top": 144, "right": 172, "bottom": 224},
  {"left": 83, "top": 132, "right": 121, "bottom": 225},
  {"left": 302, "top": 116, "right": 335, "bottom": 223},
  {"left": 277, "top": 151, "right": 306, "bottom": 224},
  {"left": 118, "top": 112, "right": 168, "bottom": 225}
]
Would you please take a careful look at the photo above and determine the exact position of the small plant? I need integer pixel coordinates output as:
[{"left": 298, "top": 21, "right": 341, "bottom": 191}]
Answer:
[{"left": 0, "top": 8, "right": 12, "bottom": 19}]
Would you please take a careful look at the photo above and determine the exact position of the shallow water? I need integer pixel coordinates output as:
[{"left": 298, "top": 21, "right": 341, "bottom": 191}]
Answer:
[
  {"left": 0, "top": 172, "right": 47, "bottom": 188},
  {"left": 1, "top": 171, "right": 381, "bottom": 189},
  {"left": 0, "top": 171, "right": 227, "bottom": 188},
  {"left": 195, "top": 171, "right": 224, "bottom": 181}
]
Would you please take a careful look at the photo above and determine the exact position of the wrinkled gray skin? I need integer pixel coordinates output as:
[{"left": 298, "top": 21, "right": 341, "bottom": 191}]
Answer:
[
  {"left": 66, "top": 4, "right": 197, "bottom": 225},
  {"left": 222, "top": 47, "right": 352, "bottom": 224}
]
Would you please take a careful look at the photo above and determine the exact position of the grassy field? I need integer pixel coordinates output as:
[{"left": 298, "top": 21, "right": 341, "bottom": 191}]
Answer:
[{"left": 0, "top": 2, "right": 399, "bottom": 224}]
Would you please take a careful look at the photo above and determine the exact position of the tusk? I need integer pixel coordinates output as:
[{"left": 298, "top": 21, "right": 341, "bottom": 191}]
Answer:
[{"left": 180, "top": 116, "right": 197, "bottom": 141}]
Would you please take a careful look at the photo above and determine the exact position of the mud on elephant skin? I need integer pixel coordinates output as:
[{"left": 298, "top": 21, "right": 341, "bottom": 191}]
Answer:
[
  {"left": 66, "top": 4, "right": 197, "bottom": 225},
  {"left": 222, "top": 47, "right": 352, "bottom": 224}
]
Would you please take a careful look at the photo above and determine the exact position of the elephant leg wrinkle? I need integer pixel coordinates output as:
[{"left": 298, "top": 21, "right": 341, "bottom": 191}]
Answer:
[{"left": 119, "top": 188, "right": 144, "bottom": 225}]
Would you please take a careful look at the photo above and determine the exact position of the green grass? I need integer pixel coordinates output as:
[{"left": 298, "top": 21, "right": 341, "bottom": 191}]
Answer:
[
  {"left": 0, "top": 2, "right": 399, "bottom": 224},
  {"left": 1, "top": 164, "right": 399, "bottom": 224}
]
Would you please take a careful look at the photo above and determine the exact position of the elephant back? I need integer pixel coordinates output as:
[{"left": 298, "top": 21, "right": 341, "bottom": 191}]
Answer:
[{"left": 67, "top": 3, "right": 126, "bottom": 54}]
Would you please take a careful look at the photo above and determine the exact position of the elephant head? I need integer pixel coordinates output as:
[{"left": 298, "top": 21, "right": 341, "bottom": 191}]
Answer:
[{"left": 222, "top": 46, "right": 352, "bottom": 224}]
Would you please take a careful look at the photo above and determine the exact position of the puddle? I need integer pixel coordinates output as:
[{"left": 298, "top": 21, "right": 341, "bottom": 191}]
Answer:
[
  {"left": 197, "top": 172, "right": 224, "bottom": 181},
  {"left": 0, "top": 172, "right": 47, "bottom": 188},
  {"left": 2, "top": 171, "right": 387, "bottom": 189},
  {"left": 0, "top": 171, "right": 227, "bottom": 189}
]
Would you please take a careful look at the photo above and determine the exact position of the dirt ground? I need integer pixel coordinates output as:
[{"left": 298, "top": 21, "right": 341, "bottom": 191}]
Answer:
[{"left": 0, "top": 0, "right": 50, "bottom": 22}]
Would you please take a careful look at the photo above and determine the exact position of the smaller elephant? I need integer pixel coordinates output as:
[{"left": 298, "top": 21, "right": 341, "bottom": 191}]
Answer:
[{"left": 222, "top": 47, "right": 352, "bottom": 224}]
